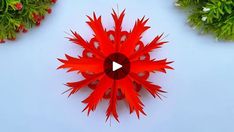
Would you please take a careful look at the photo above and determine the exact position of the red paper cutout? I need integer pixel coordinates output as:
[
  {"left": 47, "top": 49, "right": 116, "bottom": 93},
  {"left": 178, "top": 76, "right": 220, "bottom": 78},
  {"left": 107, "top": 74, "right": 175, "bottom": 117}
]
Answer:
[{"left": 58, "top": 9, "right": 173, "bottom": 122}]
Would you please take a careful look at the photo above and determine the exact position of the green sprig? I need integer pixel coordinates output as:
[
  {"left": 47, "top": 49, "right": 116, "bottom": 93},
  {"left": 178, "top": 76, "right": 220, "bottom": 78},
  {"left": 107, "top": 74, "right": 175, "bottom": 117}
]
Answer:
[
  {"left": 0, "top": 0, "right": 56, "bottom": 43},
  {"left": 176, "top": 0, "right": 234, "bottom": 41}
]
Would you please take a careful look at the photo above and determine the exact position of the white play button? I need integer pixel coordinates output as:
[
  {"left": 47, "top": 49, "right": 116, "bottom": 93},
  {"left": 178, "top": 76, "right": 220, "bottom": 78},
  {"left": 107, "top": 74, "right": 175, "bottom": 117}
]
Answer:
[{"left": 112, "top": 61, "right": 122, "bottom": 71}]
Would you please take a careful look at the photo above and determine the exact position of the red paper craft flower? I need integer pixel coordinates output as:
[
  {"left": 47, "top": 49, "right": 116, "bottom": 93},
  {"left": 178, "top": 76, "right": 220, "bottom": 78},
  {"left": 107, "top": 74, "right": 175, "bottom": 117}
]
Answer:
[{"left": 58, "top": 10, "right": 173, "bottom": 122}]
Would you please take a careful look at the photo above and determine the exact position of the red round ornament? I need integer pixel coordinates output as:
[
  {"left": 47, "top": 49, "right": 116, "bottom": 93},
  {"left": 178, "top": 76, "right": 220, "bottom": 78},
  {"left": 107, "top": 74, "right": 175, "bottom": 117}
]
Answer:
[{"left": 58, "top": 9, "right": 173, "bottom": 122}]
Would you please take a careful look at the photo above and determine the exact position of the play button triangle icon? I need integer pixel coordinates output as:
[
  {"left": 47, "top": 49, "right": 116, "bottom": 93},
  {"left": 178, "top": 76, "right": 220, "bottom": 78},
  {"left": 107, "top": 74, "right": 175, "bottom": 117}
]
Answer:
[
  {"left": 112, "top": 61, "right": 122, "bottom": 71},
  {"left": 104, "top": 53, "right": 130, "bottom": 80}
]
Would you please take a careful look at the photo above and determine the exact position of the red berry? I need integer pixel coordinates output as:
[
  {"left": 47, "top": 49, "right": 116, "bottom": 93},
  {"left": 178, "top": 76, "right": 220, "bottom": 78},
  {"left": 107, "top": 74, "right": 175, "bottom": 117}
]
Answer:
[
  {"left": 15, "top": 29, "right": 20, "bottom": 32},
  {"left": 36, "top": 21, "right": 41, "bottom": 26},
  {"left": 23, "top": 29, "right": 28, "bottom": 33},
  {"left": 15, "top": 2, "right": 23, "bottom": 10},
  {"left": 47, "top": 8, "right": 52, "bottom": 14},
  {"left": 51, "top": 0, "right": 57, "bottom": 4},
  {"left": 18, "top": 24, "right": 25, "bottom": 30},
  {"left": 0, "top": 39, "right": 5, "bottom": 43},
  {"left": 8, "top": 38, "right": 16, "bottom": 41}
]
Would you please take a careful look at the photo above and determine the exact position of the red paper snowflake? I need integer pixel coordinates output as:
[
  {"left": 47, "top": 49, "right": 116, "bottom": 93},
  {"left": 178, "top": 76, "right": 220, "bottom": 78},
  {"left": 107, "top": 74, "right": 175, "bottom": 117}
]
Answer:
[{"left": 58, "top": 10, "right": 173, "bottom": 122}]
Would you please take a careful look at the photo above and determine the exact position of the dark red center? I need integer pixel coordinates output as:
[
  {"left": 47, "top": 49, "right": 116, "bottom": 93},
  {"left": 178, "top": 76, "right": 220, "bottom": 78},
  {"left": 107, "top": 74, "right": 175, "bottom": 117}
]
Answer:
[{"left": 104, "top": 52, "right": 130, "bottom": 80}]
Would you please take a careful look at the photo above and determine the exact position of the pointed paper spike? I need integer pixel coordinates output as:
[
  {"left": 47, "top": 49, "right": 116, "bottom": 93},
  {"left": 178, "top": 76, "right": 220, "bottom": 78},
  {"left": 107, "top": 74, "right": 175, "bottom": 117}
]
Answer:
[
  {"left": 129, "top": 34, "right": 167, "bottom": 60},
  {"left": 112, "top": 9, "right": 125, "bottom": 18},
  {"left": 86, "top": 14, "right": 115, "bottom": 56},
  {"left": 62, "top": 88, "right": 72, "bottom": 95},
  {"left": 69, "top": 31, "right": 105, "bottom": 59},
  {"left": 65, "top": 73, "right": 104, "bottom": 96},
  {"left": 120, "top": 17, "right": 150, "bottom": 56},
  {"left": 129, "top": 73, "right": 164, "bottom": 98},
  {"left": 82, "top": 75, "right": 113, "bottom": 114},
  {"left": 131, "top": 59, "right": 173, "bottom": 73},
  {"left": 111, "top": 9, "right": 125, "bottom": 28},
  {"left": 111, "top": 9, "right": 125, "bottom": 51},
  {"left": 93, "top": 12, "right": 97, "bottom": 20},
  {"left": 118, "top": 77, "right": 145, "bottom": 118},
  {"left": 129, "top": 104, "right": 134, "bottom": 114},
  {"left": 106, "top": 81, "right": 119, "bottom": 122},
  {"left": 58, "top": 55, "right": 104, "bottom": 73},
  {"left": 98, "top": 16, "right": 102, "bottom": 21},
  {"left": 57, "top": 58, "right": 66, "bottom": 64}
]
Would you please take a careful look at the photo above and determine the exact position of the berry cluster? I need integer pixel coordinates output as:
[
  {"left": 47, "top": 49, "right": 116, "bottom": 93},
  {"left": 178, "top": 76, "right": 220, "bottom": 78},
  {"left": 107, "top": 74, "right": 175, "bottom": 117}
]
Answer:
[
  {"left": 0, "top": 0, "right": 57, "bottom": 43},
  {"left": 176, "top": 0, "right": 234, "bottom": 41}
]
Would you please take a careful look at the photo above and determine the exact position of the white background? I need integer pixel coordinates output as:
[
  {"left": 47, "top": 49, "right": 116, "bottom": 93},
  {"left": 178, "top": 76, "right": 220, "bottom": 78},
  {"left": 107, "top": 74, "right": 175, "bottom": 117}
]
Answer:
[{"left": 0, "top": 0, "right": 234, "bottom": 132}]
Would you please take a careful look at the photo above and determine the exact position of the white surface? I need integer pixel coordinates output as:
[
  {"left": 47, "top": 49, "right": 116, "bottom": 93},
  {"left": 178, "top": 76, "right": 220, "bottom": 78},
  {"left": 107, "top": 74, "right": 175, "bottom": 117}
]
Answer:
[{"left": 0, "top": 0, "right": 234, "bottom": 132}]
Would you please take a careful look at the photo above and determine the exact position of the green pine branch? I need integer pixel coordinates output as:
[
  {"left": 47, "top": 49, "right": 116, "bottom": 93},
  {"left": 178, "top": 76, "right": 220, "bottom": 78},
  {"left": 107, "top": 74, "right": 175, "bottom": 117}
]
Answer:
[
  {"left": 176, "top": 0, "right": 234, "bottom": 41},
  {"left": 0, "top": 0, "right": 56, "bottom": 43}
]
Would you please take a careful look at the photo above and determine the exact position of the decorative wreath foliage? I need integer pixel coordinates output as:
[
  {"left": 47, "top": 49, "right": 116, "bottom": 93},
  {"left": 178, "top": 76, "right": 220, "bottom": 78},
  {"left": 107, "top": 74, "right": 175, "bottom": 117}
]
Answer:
[
  {"left": 0, "top": 0, "right": 56, "bottom": 43},
  {"left": 58, "top": 10, "right": 173, "bottom": 122},
  {"left": 176, "top": 0, "right": 234, "bottom": 41}
]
